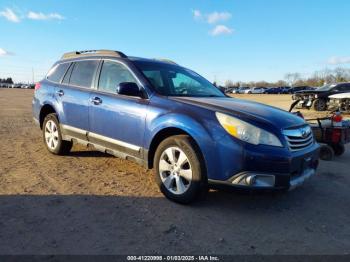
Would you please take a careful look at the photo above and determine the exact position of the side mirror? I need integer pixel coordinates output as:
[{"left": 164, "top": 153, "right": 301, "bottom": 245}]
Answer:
[{"left": 117, "top": 82, "right": 141, "bottom": 97}]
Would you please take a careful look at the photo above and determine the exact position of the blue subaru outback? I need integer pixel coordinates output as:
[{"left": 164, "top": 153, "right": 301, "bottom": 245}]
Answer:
[{"left": 33, "top": 50, "right": 320, "bottom": 203}]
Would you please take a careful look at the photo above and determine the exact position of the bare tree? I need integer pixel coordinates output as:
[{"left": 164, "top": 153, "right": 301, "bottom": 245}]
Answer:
[
  {"left": 225, "top": 80, "right": 234, "bottom": 88},
  {"left": 284, "top": 72, "right": 301, "bottom": 86},
  {"left": 223, "top": 67, "right": 350, "bottom": 89}
]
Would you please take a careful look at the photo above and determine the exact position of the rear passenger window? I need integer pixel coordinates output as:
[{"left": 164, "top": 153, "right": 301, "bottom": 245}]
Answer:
[
  {"left": 46, "top": 63, "right": 70, "bottom": 83},
  {"left": 98, "top": 61, "right": 138, "bottom": 93},
  {"left": 69, "top": 60, "right": 99, "bottom": 88}
]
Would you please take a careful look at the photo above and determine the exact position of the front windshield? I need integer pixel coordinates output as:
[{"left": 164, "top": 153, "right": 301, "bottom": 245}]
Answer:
[
  {"left": 134, "top": 61, "right": 225, "bottom": 97},
  {"left": 317, "top": 84, "right": 335, "bottom": 91}
]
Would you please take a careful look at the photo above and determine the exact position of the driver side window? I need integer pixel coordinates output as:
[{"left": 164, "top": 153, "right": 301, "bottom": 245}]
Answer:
[
  {"left": 98, "top": 61, "right": 137, "bottom": 93},
  {"left": 171, "top": 73, "right": 201, "bottom": 94}
]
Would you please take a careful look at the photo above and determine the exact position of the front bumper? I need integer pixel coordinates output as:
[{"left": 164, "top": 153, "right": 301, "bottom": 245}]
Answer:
[
  {"left": 208, "top": 143, "right": 320, "bottom": 190},
  {"left": 209, "top": 168, "right": 317, "bottom": 190}
]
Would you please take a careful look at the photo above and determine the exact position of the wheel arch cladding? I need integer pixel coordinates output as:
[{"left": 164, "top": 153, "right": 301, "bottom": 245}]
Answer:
[
  {"left": 39, "top": 104, "right": 58, "bottom": 129},
  {"left": 147, "top": 127, "right": 207, "bottom": 172}
]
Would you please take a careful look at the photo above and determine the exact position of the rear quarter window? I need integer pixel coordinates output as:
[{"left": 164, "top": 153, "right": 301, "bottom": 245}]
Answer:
[
  {"left": 69, "top": 60, "right": 99, "bottom": 88},
  {"left": 46, "top": 63, "right": 71, "bottom": 83}
]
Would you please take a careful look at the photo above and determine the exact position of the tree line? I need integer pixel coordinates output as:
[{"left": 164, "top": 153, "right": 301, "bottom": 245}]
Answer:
[
  {"left": 0, "top": 78, "right": 14, "bottom": 84},
  {"left": 224, "top": 67, "right": 350, "bottom": 88}
]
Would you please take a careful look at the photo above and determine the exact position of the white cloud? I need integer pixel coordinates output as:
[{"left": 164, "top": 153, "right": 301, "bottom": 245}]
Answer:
[
  {"left": 327, "top": 56, "right": 350, "bottom": 65},
  {"left": 193, "top": 9, "right": 202, "bottom": 20},
  {"left": 27, "top": 11, "right": 65, "bottom": 21},
  {"left": 192, "top": 10, "right": 232, "bottom": 24},
  {"left": 207, "top": 11, "right": 232, "bottom": 24},
  {"left": 0, "top": 48, "right": 14, "bottom": 57},
  {"left": 210, "top": 25, "right": 234, "bottom": 36},
  {"left": 0, "top": 8, "right": 20, "bottom": 23}
]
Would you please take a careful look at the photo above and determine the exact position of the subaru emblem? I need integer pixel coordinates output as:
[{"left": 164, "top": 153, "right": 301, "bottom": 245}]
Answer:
[{"left": 301, "top": 128, "right": 308, "bottom": 138}]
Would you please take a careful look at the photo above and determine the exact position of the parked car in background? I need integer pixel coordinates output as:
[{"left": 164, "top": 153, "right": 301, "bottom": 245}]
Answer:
[
  {"left": 280, "top": 86, "right": 291, "bottom": 94},
  {"left": 238, "top": 86, "right": 251, "bottom": 94},
  {"left": 293, "top": 82, "right": 350, "bottom": 111},
  {"left": 32, "top": 49, "right": 320, "bottom": 203},
  {"left": 264, "top": 87, "right": 283, "bottom": 94},
  {"left": 327, "top": 92, "right": 350, "bottom": 113},
  {"left": 229, "top": 87, "right": 240, "bottom": 94},
  {"left": 249, "top": 87, "right": 267, "bottom": 94}
]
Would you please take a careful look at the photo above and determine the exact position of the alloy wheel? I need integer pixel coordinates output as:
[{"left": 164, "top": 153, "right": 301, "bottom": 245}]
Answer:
[
  {"left": 159, "top": 146, "right": 193, "bottom": 195},
  {"left": 44, "top": 120, "right": 59, "bottom": 150}
]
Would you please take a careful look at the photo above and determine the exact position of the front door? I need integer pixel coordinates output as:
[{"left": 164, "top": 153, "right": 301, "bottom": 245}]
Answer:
[{"left": 88, "top": 60, "right": 148, "bottom": 157}]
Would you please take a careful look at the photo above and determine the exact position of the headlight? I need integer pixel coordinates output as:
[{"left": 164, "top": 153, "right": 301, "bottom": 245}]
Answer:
[
  {"left": 216, "top": 112, "right": 283, "bottom": 147},
  {"left": 315, "top": 94, "right": 318, "bottom": 98}
]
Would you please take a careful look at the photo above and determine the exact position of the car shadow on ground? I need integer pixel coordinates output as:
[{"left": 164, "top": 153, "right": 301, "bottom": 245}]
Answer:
[
  {"left": 0, "top": 191, "right": 308, "bottom": 254},
  {"left": 0, "top": 174, "right": 349, "bottom": 255}
]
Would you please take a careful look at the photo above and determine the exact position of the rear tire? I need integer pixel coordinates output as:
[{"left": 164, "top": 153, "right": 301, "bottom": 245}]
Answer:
[
  {"left": 153, "top": 135, "right": 207, "bottom": 204},
  {"left": 313, "top": 99, "right": 327, "bottom": 111},
  {"left": 42, "top": 113, "right": 73, "bottom": 155}
]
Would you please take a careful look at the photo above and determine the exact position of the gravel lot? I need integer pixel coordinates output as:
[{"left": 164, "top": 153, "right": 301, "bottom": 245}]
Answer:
[{"left": 0, "top": 89, "right": 349, "bottom": 255}]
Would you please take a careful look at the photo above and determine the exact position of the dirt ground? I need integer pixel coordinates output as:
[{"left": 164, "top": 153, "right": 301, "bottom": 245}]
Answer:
[{"left": 0, "top": 89, "right": 349, "bottom": 255}]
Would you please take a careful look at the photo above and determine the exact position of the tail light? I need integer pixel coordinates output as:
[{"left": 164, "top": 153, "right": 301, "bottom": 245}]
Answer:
[{"left": 34, "top": 82, "right": 41, "bottom": 91}]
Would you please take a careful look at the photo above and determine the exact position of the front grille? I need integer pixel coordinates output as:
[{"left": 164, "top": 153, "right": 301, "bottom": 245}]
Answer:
[{"left": 283, "top": 126, "right": 314, "bottom": 152}]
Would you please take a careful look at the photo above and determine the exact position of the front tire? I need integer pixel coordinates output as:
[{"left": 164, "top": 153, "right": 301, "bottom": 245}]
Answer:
[
  {"left": 154, "top": 135, "right": 207, "bottom": 204},
  {"left": 42, "top": 113, "right": 72, "bottom": 155}
]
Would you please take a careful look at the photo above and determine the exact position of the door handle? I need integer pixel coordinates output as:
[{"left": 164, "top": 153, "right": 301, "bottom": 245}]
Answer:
[
  {"left": 91, "top": 97, "right": 102, "bottom": 105},
  {"left": 56, "top": 90, "right": 64, "bottom": 96}
]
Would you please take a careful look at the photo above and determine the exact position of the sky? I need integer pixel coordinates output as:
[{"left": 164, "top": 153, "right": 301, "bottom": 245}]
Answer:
[{"left": 0, "top": 0, "right": 350, "bottom": 84}]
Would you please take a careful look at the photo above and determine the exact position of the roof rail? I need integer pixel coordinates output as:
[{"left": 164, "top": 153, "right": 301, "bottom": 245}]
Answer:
[
  {"left": 155, "top": 58, "right": 177, "bottom": 65},
  {"left": 61, "top": 50, "right": 127, "bottom": 60}
]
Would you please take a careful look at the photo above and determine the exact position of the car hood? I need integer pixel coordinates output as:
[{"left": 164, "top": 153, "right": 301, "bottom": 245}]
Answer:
[{"left": 170, "top": 97, "right": 306, "bottom": 130}]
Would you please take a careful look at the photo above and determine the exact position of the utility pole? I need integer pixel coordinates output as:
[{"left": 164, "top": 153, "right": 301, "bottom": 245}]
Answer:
[{"left": 32, "top": 68, "right": 34, "bottom": 84}]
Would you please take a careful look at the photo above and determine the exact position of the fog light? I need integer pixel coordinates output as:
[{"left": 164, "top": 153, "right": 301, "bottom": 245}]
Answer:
[{"left": 230, "top": 172, "right": 275, "bottom": 188}]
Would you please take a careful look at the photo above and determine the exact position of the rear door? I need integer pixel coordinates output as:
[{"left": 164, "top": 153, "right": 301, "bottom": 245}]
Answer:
[
  {"left": 88, "top": 60, "right": 148, "bottom": 157},
  {"left": 56, "top": 59, "right": 99, "bottom": 140}
]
